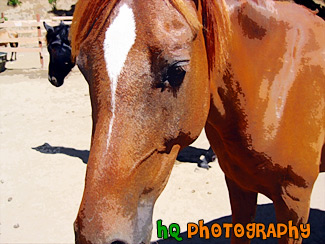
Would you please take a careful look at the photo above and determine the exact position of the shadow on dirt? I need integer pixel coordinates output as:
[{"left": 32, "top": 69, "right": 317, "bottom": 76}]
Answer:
[
  {"left": 3, "top": 69, "right": 48, "bottom": 80},
  {"left": 32, "top": 144, "right": 212, "bottom": 167},
  {"left": 177, "top": 146, "right": 209, "bottom": 164},
  {"left": 49, "top": 4, "right": 75, "bottom": 16},
  {"left": 154, "top": 204, "right": 325, "bottom": 244},
  {"left": 32, "top": 142, "right": 89, "bottom": 164}
]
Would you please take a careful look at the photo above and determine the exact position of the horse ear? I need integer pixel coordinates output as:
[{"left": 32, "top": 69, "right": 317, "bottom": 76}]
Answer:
[
  {"left": 60, "top": 20, "right": 65, "bottom": 26},
  {"left": 43, "top": 22, "right": 54, "bottom": 32}
]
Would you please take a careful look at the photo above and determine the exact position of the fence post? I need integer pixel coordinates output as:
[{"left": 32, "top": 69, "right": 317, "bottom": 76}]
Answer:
[{"left": 36, "top": 14, "right": 44, "bottom": 68}]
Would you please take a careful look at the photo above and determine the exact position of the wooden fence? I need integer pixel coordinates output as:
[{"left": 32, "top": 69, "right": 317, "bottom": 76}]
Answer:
[{"left": 0, "top": 14, "right": 72, "bottom": 68}]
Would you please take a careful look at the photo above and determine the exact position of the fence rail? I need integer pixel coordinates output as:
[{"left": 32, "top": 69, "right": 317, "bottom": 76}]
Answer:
[
  {"left": 0, "top": 47, "right": 42, "bottom": 53},
  {"left": 0, "top": 37, "right": 46, "bottom": 44},
  {"left": 0, "top": 20, "right": 72, "bottom": 28},
  {"left": 0, "top": 14, "right": 72, "bottom": 68}
]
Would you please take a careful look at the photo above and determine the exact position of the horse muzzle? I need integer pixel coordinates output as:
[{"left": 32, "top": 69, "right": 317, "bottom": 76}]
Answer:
[
  {"left": 48, "top": 75, "right": 63, "bottom": 87},
  {"left": 74, "top": 209, "right": 153, "bottom": 244}
]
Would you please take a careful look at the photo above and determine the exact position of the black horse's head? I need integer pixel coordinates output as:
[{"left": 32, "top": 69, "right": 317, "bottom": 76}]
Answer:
[{"left": 44, "top": 21, "right": 75, "bottom": 87}]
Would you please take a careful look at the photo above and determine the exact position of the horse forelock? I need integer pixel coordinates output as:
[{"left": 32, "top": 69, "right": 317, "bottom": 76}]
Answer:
[
  {"left": 71, "top": 0, "right": 119, "bottom": 61},
  {"left": 170, "top": 0, "right": 232, "bottom": 76},
  {"left": 71, "top": 0, "right": 231, "bottom": 76},
  {"left": 71, "top": 0, "right": 200, "bottom": 60},
  {"left": 169, "top": 0, "right": 202, "bottom": 31}
]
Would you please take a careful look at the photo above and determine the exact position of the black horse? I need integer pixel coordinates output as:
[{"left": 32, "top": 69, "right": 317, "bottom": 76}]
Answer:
[{"left": 44, "top": 21, "right": 75, "bottom": 87}]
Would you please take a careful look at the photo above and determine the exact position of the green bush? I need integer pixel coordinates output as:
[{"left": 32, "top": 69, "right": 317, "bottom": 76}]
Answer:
[
  {"left": 48, "top": 0, "right": 57, "bottom": 11},
  {"left": 7, "top": 0, "right": 22, "bottom": 7}
]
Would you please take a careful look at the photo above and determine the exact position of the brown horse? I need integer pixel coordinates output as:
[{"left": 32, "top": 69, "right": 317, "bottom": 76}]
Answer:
[{"left": 69, "top": 0, "right": 324, "bottom": 243}]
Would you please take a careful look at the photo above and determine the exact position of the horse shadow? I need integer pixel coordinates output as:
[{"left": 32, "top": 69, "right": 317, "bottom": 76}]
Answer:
[
  {"left": 177, "top": 146, "right": 211, "bottom": 164},
  {"left": 49, "top": 4, "right": 75, "bottom": 16},
  {"left": 32, "top": 143, "right": 89, "bottom": 164},
  {"left": 153, "top": 204, "right": 325, "bottom": 244},
  {"left": 32, "top": 144, "right": 210, "bottom": 166}
]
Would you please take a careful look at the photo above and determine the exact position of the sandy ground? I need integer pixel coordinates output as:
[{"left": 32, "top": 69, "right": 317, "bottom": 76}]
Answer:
[{"left": 0, "top": 50, "right": 324, "bottom": 244}]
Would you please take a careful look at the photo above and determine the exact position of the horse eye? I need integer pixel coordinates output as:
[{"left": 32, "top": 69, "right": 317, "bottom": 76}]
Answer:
[{"left": 165, "top": 61, "right": 188, "bottom": 88}]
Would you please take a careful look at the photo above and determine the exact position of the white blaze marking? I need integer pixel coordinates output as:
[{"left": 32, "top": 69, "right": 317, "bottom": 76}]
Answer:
[{"left": 103, "top": 4, "right": 136, "bottom": 148}]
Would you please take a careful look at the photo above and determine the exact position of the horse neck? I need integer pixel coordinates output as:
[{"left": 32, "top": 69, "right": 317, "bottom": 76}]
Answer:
[
  {"left": 207, "top": 0, "right": 283, "bottom": 116},
  {"left": 210, "top": 0, "right": 325, "bottom": 121},
  {"left": 215, "top": 0, "right": 282, "bottom": 86}
]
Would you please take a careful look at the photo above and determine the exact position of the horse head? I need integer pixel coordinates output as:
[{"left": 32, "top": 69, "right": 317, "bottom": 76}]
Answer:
[
  {"left": 71, "top": 0, "right": 212, "bottom": 243},
  {"left": 44, "top": 21, "right": 75, "bottom": 87}
]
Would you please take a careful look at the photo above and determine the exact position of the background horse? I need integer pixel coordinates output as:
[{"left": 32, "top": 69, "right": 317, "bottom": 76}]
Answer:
[
  {"left": 67, "top": 0, "right": 324, "bottom": 243},
  {"left": 44, "top": 21, "right": 75, "bottom": 87}
]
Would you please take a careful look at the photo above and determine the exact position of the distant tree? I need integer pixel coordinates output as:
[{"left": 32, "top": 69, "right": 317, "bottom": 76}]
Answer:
[
  {"left": 48, "top": 0, "right": 57, "bottom": 11},
  {"left": 7, "top": 0, "right": 22, "bottom": 7}
]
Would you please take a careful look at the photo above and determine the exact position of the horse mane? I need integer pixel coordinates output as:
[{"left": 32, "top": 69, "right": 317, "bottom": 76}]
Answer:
[
  {"left": 201, "top": 0, "right": 231, "bottom": 76},
  {"left": 71, "top": 0, "right": 231, "bottom": 75},
  {"left": 170, "top": 0, "right": 202, "bottom": 31}
]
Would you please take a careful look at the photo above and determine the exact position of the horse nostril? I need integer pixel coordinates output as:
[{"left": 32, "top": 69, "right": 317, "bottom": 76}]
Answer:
[{"left": 111, "top": 241, "right": 127, "bottom": 244}]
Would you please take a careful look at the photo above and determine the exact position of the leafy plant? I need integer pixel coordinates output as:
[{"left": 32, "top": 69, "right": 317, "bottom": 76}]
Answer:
[
  {"left": 48, "top": 0, "right": 57, "bottom": 11},
  {"left": 7, "top": 0, "right": 22, "bottom": 7}
]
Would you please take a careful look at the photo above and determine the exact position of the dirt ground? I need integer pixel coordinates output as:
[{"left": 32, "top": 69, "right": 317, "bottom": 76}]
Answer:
[{"left": 0, "top": 1, "right": 324, "bottom": 243}]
